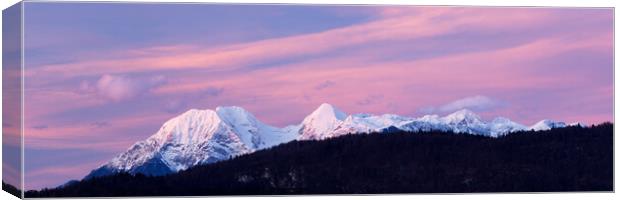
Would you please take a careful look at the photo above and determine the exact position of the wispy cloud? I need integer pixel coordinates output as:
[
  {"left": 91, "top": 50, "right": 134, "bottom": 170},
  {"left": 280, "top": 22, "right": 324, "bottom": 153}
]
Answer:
[
  {"left": 432, "top": 95, "right": 504, "bottom": 113},
  {"left": 24, "top": 112, "right": 171, "bottom": 150},
  {"left": 357, "top": 94, "right": 384, "bottom": 106},
  {"left": 26, "top": 7, "right": 561, "bottom": 79},
  {"left": 31, "top": 125, "right": 49, "bottom": 130},
  {"left": 202, "top": 87, "right": 224, "bottom": 97},
  {"left": 90, "top": 121, "right": 110, "bottom": 128},
  {"left": 314, "top": 80, "right": 335, "bottom": 90},
  {"left": 79, "top": 74, "right": 167, "bottom": 102}
]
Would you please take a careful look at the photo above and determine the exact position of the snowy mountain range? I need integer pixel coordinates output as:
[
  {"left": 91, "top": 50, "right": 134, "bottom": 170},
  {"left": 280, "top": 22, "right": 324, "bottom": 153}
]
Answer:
[{"left": 84, "top": 103, "right": 579, "bottom": 179}]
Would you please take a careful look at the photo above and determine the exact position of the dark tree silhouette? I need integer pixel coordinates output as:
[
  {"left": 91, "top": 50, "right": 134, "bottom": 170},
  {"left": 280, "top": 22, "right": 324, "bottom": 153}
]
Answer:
[{"left": 3, "top": 181, "right": 21, "bottom": 198}]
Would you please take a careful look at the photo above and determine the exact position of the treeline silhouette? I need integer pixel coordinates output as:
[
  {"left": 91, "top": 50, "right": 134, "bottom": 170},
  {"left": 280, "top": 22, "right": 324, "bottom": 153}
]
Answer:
[
  {"left": 26, "top": 123, "right": 613, "bottom": 197},
  {"left": 2, "top": 181, "right": 21, "bottom": 198}
]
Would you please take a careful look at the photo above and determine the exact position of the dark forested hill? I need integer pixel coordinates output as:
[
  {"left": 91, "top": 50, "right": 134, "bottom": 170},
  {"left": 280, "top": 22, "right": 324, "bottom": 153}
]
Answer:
[
  {"left": 26, "top": 123, "right": 613, "bottom": 197},
  {"left": 2, "top": 181, "right": 21, "bottom": 198}
]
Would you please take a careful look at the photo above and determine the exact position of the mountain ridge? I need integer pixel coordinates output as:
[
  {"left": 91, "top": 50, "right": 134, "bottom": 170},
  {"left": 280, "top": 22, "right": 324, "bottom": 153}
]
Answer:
[
  {"left": 83, "top": 103, "right": 581, "bottom": 181},
  {"left": 33, "top": 123, "right": 612, "bottom": 196}
]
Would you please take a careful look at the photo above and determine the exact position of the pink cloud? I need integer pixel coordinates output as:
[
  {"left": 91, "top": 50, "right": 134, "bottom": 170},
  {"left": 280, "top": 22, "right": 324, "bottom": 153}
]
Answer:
[
  {"left": 80, "top": 74, "right": 166, "bottom": 102},
  {"left": 24, "top": 90, "right": 107, "bottom": 122},
  {"left": 25, "top": 7, "right": 559, "bottom": 80},
  {"left": 24, "top": 112, "right": 171, "bottom": 150},
  {"left": 94, "top": 74, "right": 140, "bottom": 101}
]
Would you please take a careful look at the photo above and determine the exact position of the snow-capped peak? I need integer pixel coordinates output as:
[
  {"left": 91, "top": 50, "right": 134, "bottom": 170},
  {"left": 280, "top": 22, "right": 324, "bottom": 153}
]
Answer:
[
  {"left": 488, "top": 117, "right": 527, "bottom": 137},
  {"left": 529, "top": 119, "right": 567, "bottom": 131},
  {"left": 215, "top": 106, "right": 260, "bottom": 127},
  {"left": 87, "top": 106, "right": 298, "bottom": 179},
  {"left": 298, "top": 103, "right": 348, "bottom": 140},
  {"left": 436, "top": 109, "right": 490, "bottom": 135},
  {"left": 151, "top": 108, "right": 222, "bottom": 144},
  {"left": 442, "top": 109, "right": 483, "bottom": 124},
  {"left": 309, "top": 103, "right": 347, "bottom": 120}
]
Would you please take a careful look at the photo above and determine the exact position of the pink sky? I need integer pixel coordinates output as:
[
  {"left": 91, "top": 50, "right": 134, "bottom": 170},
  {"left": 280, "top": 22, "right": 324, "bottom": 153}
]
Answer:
[{"left": 19, "top": 4, "right": 613, "bottom": 190}]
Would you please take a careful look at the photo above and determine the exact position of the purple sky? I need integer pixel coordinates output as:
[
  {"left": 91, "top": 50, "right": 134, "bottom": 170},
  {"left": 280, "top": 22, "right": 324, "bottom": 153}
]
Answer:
[{"left": 20, "top": 3, "right": 613, "bottom": 190}]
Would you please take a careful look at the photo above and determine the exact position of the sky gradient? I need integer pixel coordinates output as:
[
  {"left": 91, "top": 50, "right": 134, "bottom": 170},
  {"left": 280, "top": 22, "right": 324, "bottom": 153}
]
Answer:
[{"left": 20, "top": 3, "right": 613, "bottom": 190}]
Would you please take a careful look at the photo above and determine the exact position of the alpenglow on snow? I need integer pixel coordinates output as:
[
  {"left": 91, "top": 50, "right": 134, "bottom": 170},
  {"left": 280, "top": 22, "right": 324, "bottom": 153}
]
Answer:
[{"left": 84, "top": 103, "right": 577, "bottom": 180}]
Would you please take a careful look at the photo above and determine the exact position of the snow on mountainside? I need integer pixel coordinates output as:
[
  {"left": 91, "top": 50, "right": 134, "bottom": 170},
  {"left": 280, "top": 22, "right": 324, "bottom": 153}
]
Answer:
[
  {"left": 298, "top": 103, "right": 348, "bottom": 140},
  {"left": 488, "top": 117, "right": 528, "bottom": 137},
  {"left": 330, "top": 114, "right": 413, "bottom": 137},
  {"left": 84, "top": 103, "right": 572, "bottom": 180},
  {"left": 529, "top": 119, "right": 567, "bottom": 131},
  {"left": 85, "top": 106, "right": 298, "bottom": 179},
  {"left": 440, "top": 109, "right": 490, "bottom": 135}
]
